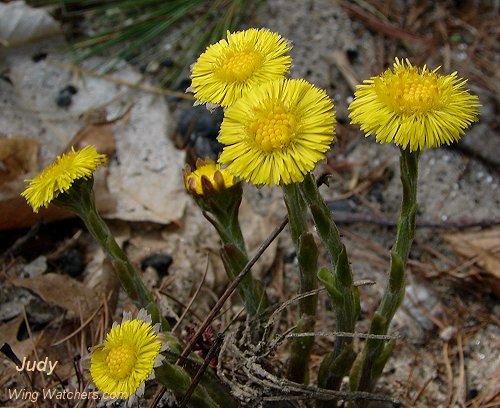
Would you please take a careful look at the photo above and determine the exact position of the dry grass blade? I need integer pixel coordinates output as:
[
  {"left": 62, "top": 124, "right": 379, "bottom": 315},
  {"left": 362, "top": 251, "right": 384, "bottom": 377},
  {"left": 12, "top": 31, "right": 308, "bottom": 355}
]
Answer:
[
  {"left": 47, "top": 60, "right": 194, "bottom": 99},
  {"left": 286, "top": 331, "right": 399, "bottom": 340},
  {"left": 51, "top": 300, "right": 104, "bottom": 346},
  {"left": 172, "top": 254, "right": 209, "bottom": 332}
]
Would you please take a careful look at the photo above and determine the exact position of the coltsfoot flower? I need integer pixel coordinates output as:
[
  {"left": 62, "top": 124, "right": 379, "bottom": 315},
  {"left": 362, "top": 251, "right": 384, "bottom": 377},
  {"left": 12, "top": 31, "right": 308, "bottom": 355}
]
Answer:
[
  {"left": 184, "top": 158, "right": 236, "bottom": 195},
  {"left": 21, "top": 146, "right": 107, "bottom": 213},
  {"left": 218, "top": 78, "right": 336, "bottom": 186},
  {"left": 189, "top": 28, "right": 292, "bottom": 108},
  {"left": 90, "top": 310, "right": 164, "bottom": 404},
  {"left": 348, "top": 57, "right": 480, "bottom": 151}
]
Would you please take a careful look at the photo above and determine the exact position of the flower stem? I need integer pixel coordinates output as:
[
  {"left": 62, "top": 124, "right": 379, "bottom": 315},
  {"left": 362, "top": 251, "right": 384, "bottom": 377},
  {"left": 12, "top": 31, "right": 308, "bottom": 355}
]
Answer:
[
  {"left": 198, "top": 184, "right": 268, "bottom": 316},
  {"left": 298, "top": 174, "right": 360, "bottom": 403},
  {"left": 350, "top": 148, "right": 419, "bottom": 399},
  {"left": 54, "top": 178, "right": 166, "bottom": 328},
  {"left": 155, "top": 362, "right": 221, "bottom": 408},
  {"left": 282, "top": 182, "right": 318, "bottom": 384}
]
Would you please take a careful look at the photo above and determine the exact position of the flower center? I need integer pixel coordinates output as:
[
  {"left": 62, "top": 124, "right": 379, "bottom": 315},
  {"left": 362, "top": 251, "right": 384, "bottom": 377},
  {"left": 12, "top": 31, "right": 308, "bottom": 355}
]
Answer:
[
  {"left": 217, "top": 49, "right": 263, "bottom": 82},
  {"left": 106, "top": 344, "right": 136, "bottom": 379},
  {"left": 250, "top": 105, "right": 296, "bottom": 152},
  {"left": 384, "top": 71, "right": 441, "bottom": 114}
]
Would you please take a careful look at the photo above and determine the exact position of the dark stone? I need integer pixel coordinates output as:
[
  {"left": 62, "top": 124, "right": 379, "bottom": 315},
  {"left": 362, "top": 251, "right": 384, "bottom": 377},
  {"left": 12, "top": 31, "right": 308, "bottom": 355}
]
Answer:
[
  {"left": 346, "top": 48, "right": 359, "bottom": 63},
  {"left": 283, "top": 250, "right": 297, "bottom": 264},
  {"left": 327, "top": 199, "right": 357, "bottom": 213},
  {"left": 32, "top": 52, "right": 48, "bottom": 62},
  {"left": 466, "top": 388, "right": 478, "bottom": 401},
  {"left": 141, "top": 254, "right": 173, "bottom": 276},
  {"left": 55, "top": 91, "right": 72, "bottom": 108},
  {"left": 160, "top": 58, "right": 174, "bottom": 68},
  {"left": 178, "top": 105, "right": 223, "bottom": 141},
  {"left": 63, "top": 84, "right": 78, "bottom": 95},
  {"left": 54, "top": 248, "right": 85, "bottom": 277},
  {"left": 178, "top": 105, "right": 224, "bottom": 159}
]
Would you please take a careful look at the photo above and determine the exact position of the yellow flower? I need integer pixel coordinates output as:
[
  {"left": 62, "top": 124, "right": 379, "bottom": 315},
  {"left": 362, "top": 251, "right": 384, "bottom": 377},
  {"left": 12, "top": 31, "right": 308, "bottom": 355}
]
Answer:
[
  {"left": 218, "top": 78, "right": 336, "bottom": 186},
  {"left": 90, "top": 310, "right": 164, "bottom": 402},
  {"left": 21, "top": 146, "right": 107, "bottom": 213},
  {"left": 189, "top": 28, "right": 292, "bottom": 108},
  {"left": 348, "top": 57, "right": 480, "bottom": 151},
  {"left": 184, "top": 158, "right": 236, "bottom": 195}
]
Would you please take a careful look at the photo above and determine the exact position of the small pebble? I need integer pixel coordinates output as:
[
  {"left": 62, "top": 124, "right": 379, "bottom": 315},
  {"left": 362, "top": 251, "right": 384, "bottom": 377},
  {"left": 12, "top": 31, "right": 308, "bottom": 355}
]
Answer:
[
  {"left": 141, "top": 254, "right": 173, "bottom": 276},
  {"left": 22, "top": 256, "right": 47, "bottom": 278},
  {"left": 55, "top": 85, "right": 78, "bottom": 108},
  {"left": 439, "top": 326, "right": 457, "bottom": 341},
  {"left": 32, "top": 52, "right": 48, "bottom": 62},
  {"left": 55, "top": 248, "right": 85, "bottom": 277}
]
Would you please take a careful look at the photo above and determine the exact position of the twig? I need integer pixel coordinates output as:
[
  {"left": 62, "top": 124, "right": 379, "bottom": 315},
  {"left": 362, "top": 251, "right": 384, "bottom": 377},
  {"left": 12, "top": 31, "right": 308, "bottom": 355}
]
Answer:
[
  {"left": 339, "top": 0, "right": 433, "bottom": 44},
  {"left": 148, "top": 217, "right": 289, "bottom": 407},
  {"left": 247, "top": 361, "right": 401, "bottom": 406},
  {"left": 0, "top": 344, "right": 41, "bottom": 408},
  {"left": 172, "top": 255, "right": 209, "bottom": 332},
  {"left": 329, "top": 210, "right": 500, "bottom": 229},
  {"left": 46, "top": 60, "right": 194, "bottom": 100},
  {"left": 286, "top": 331, "right": 399, "bottom": 340},
  {"left": 159, "top": 290, "right": 204, "bottom": 323},
  {"left": 411, "top": 373, "right": 435, "bottom": 406},
  {"left": 443, "top": 342, "right": 454, "bottom": 407},
  {"left": 0, "top": 221, "right": 43, "bottom": 262},
  {"left": 451, "top": 333, "right": 466, "bottom": 407},
  {"left": 51, "top": 302, "right": 104, "bottom": 346},
  {"left": 178, "top": 216, "right": 288, "bottom": 362},
  {"left": 179, "top": 334, "right": 224, "bottom": 408}
]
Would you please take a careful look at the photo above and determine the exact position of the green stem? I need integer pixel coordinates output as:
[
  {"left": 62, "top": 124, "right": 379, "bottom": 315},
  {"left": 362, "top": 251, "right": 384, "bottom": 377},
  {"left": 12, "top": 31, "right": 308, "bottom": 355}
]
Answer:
[
  {"left": 220, "top": 244, "right": 268, "bottom": 318},
  {"left": 56, "top": 179, "right": 236, "bottom": 406},
  {"left": 197, "top": 184, "right": 268, "bottom": 316},
  {"left": 282, "top": 183, "right": 318, "bottom": 384},
  {"left": 298, "top": 174, "right": 359, "bottom": 403},
  {"left": 352, "top": 148, "right": 419, "bottom": 399},
  {"left": 155, "top": 362, "right": 220, "bottom": 408},
  {"left": 54, "top": 178, "right": 166, "bottom": 328}
]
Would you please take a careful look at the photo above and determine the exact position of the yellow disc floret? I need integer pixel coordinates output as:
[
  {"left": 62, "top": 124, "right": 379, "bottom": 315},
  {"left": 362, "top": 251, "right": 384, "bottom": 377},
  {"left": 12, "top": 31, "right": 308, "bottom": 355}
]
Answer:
[
  {"left": 379, "top": 69, "right": 442, "bottom": 114},
  {"left": 251, "top": 105, "right": 296, "bottom": 152},
  {"left": 105, "top": 344, "right": 137, "bottom": 379},
  {"left": 215, "top": 49, "right": 263, "bottom": 82}
]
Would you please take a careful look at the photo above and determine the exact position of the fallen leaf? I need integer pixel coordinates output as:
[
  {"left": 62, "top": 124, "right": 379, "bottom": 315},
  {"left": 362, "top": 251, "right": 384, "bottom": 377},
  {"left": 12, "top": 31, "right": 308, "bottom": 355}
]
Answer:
[
  {"left": 443, "top": 228, "right": 500, "bottom": 294},
  {"left": 0, "top": 136, "right": 39, "bottom": 184},
  {"left": 10, "top": 273, "right": 100, "bottom": 319},
  {"left": 0, "top": 315, "right": 24, "bottom": 351},
  {"left": 0, "top": 1, "right": 60, "bottom": 46},
  {"left": 66, "top": 118, "right": 116, "bottom": 157},
  {"left": 0, "top": 172, "right": 115, "bottom": 231},
  {"left": 0, "top": 315, "right": 37, "bottom": 374}
]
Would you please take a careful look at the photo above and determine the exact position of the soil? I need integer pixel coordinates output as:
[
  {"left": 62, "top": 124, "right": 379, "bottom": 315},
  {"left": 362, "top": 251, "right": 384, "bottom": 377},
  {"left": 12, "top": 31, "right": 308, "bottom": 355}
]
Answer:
[{"left": 1, "top": 1, "right": 499, "bottom": 407}]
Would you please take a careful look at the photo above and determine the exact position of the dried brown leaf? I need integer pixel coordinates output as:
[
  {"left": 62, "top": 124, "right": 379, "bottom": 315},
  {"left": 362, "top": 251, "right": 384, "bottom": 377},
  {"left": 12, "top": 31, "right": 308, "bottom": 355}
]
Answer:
[
  {"left": 0, "top": 136, "right": 39, "bottom": 184},
  {"left": 65, "top": 120, "right": 116, "bottom": 157},
  {"left": 443, "top": 228, "right": 500, "bottom": 278},
  {"left": 443, "top": 228, "right": 500, "bottom": 294},
  {"left": 0, "top": 316, "right": 38, "bottom": 377},
  {"left": 10, "top": 273, "right": 100, "bottom": 319}
]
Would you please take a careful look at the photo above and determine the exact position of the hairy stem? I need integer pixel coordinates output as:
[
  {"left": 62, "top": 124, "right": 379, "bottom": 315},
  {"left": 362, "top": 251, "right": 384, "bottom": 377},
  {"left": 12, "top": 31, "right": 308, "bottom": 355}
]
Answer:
[
  {"left": 283, "top": 182, "right": 318, "bottom": 384},
  {"left": 298, "top": 174, "right": 360, "bottom": 405},
  {"left": 351, "top": 148, "right": 419, "bottom": 401}
]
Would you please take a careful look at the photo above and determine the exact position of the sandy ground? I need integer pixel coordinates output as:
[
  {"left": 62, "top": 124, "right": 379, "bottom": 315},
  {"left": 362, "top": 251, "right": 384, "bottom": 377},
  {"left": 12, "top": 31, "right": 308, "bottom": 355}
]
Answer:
[{"left": 0, "top": 0, "right": 499, "bottom": 407}]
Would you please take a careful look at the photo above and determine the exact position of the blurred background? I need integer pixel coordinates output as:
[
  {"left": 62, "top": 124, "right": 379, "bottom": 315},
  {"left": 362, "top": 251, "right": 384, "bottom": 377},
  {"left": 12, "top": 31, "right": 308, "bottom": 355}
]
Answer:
[{"left": 0, "top": 1, "right": 498, "bottom": 407}]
